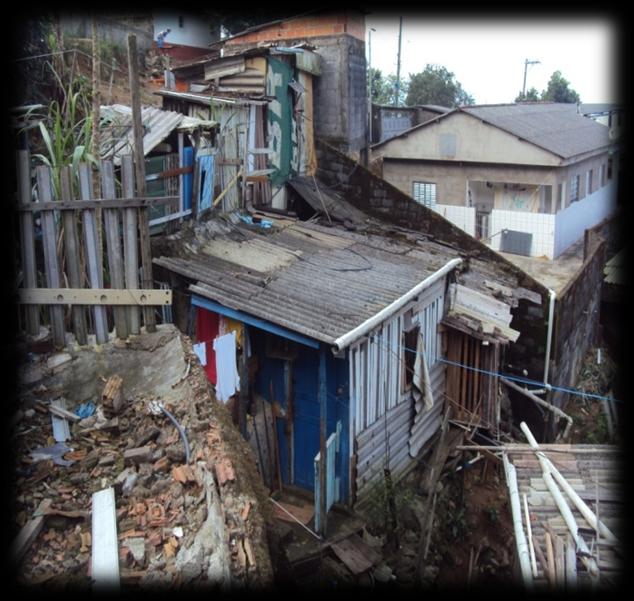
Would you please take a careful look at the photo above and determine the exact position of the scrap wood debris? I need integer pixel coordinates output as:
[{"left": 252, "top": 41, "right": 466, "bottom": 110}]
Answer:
[{"left": 12, "top": 327, "right": 272, "bottom": 588}]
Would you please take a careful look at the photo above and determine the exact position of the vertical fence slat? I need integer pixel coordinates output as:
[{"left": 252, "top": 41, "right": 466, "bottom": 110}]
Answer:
[
  {"left": 121, "top": 155, "right": 140, "bottom": 335},
  {"left": 35, "top": 166, "right": 65, "bottom": 348},
  {"left": 18, "top": 150, "right": 40, "bottom": 336},
  {"left": 60, "top": 167, "right": 88, "bottom": 345},
  {"left": 78, "top": 163, "right": 109, "bottom": 344},
  {"left": 100, "top": 159, "right": 128, "bottom": 339}
]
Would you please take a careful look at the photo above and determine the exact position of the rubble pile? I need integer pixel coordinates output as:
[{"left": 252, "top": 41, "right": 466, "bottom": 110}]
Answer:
[{"left": 12, "top": 325, "right": 272, "bottom": 589}]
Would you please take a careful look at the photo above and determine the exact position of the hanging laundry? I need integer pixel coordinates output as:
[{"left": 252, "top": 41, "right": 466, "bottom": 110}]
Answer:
[
  {"left": 219, "top": 315, "right": 244, "bottom": 348},
  {"left": 196, "top": 307, "right": 219, "bottom": 384},
  {"left": 213, "top": 331, "right": 240, "bottom": 403},
  {"left": 192, "top": 342, "right": 207, "bottom": 366},
  {"left": 413, "top": 331, "right": 434, "bottom": 412}
]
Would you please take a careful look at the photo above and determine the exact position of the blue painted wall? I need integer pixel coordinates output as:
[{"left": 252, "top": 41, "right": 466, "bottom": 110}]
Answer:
[{"left": 251, "top": 330, "right": 349, "bottom": 502}]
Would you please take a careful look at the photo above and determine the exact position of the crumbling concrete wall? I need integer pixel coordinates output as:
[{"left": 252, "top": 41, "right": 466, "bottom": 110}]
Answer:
[{"left": 550, "top": 239, "right": 606, "bottom": 411}]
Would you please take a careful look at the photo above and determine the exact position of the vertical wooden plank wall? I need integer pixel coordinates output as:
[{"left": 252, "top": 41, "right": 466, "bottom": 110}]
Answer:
[
  {"left": 17, "top": 151, "right": 40, "bottom": 336},
  {"left": 34, "top": 166, "right": 65, "bottom": 348},
  {"left": 59, "top": 167, "right": 88, "bottom": 345},
  {"left": 78, "top": 163, "right": 109, "bottom": 344},
  {"left": 100, "top": 160, "right": 128, "bottom": 339},
  {"left": 120, "top": 155, "right": 140, "bottom": 335}
]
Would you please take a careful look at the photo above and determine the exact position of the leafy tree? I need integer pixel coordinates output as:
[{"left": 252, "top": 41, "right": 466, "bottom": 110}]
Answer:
[
  {"left": 368, "top": 68, "right": 408, "bottom": 106},
  {"left": 405, "top": 64, "right": 474, "bottom": 108},
  {"left": 368, "top": 68, "right": 393, "bottom": 105},
  {"left": 515, "top": 87, "right": 540, "bottom": 102},
  {"left": 541, "top": 70, "right": 580, "bottom": 103}
]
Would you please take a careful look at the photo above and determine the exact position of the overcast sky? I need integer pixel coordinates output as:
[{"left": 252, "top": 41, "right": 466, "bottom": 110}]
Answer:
[{"left": 365, "top": 13, "right": 619, "bottom": 105}]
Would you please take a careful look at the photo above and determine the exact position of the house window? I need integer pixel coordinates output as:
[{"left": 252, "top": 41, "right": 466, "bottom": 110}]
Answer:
[
  {"left": 607, "top": 158, "right": 613, "bottom": 180},
  {"left": 586, "top": 169, "right": 593, "bottom": 195},
  {"left": 412, "top": 181, "right": 437, "bottom": 207},
  {"left": 402, "top": 326, "right": 419, "bottom": 393},
  {"left": 570, "top": 175, "right": 580, "bottom": 203},
  {"left": 178, "top": 16, "right": 184, "bottom": 28},
  {"left": 600, "top": 164, "right": 606, "bottom": 187}
]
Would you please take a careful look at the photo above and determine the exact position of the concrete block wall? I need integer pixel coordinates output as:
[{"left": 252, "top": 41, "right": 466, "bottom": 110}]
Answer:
[{"left": 549, "top": 240, "right": 606, "bottom": 412}]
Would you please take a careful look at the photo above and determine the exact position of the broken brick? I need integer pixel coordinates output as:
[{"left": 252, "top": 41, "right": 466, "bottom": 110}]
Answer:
[
  {"left": 123, "top": 446, "right": 153, "bottom": 466},
  {"left": 214, "top": 458, "right": 235, "bottom": 485},
  {"left": 171, "top": 465, "right": 196, "bottom": 484},
  {"left": 152, "top": 456, "right": 170, "bottom": 472}
]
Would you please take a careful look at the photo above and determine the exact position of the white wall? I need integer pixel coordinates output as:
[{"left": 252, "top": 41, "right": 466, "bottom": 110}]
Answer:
[
  {"left": 153, "top": 13, "right": 213, "bottom": 48},
  {"left": 432, "top": 204, "right": 476, "bottom": 237},
  {"left": 488, "top": 210, "right": 556, "bottom": 258},
  {"left": 553, "top": 180, "right": 617, "bottom": 257}
]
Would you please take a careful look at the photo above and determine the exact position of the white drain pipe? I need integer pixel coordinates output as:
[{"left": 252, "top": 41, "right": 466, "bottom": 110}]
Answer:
[
  {"left": 332, "top": 258, "right": 462, "bottom": 352},
  {"left": 531, "top": 287, "right": 556, "bottom": 395}
]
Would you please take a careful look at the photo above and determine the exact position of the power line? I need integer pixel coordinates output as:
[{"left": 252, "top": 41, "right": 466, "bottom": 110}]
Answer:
[{"left": 368, "top": 332, "right": 620, "bottom": 404}]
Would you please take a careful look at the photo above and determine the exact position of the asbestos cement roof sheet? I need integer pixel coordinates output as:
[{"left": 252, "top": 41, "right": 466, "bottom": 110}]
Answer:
[
  {"left": 154, "top": 212, "right": 461, "bottom": 345},
  {"left": 462, "top": 103, "right": 612, "bottom": 160}
]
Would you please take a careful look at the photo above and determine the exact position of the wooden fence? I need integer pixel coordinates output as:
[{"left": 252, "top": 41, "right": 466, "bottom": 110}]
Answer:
[{"left": 16, "top": 150, "right": 174, "bottom": 348}]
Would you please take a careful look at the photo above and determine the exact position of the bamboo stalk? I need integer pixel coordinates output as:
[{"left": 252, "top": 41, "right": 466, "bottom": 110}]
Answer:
[{"left": 544, "top": 532, "right": 556, "bottom": 589}]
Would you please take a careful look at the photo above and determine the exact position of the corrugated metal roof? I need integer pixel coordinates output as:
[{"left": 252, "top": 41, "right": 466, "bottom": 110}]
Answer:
[
  {"left": 99, "top": 104, "right": 217, "bottom": 164},
  {"left": 462, "top": 103, "right": 611, "bottom": 159},
  {"left": 604, "top": 248, "right": 625, "bottom": 285},
  {"left": 154, "top": 209, "right": 523, "bottom": 346}
]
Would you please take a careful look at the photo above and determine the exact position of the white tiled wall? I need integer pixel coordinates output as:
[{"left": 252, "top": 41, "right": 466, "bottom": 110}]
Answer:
[
  {"left": 554, "top": 181, "right": 617, "bottom": 257},
  {"left": 488, "top": 210, "right": 556, "bottom": 258},
  {"left": 433, "top": 204, "right": 476, "bottom": 236}
]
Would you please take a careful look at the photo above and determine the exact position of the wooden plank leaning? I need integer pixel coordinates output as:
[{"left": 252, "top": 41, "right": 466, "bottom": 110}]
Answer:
[
  {"left": 59, "top": 167, "right": 88, "bottom": 345},
  {"left": 100, "top": 159, "right": 128, "bottom": 339},
  {"left": 127, "top": 33, "right": 156, "bottom": 333},
  {"left": 78, "top": 163, "right": 109, "bottom": 344},
  {"left": 35, "top": 166, "right": 65, "bottom": 348},
  {"left": 17, "top": 150, "right": 40, "bottom": 336},
  {"left": 120, "top": 155, "right": 140, "bottom": 335}
]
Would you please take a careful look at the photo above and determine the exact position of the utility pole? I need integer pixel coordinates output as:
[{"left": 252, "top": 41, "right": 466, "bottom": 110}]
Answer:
[
  {"left": 366, "top": 27, "right": 376, "bottom": 163},
  {"left": 394, "top": 16, "right": 403, "bottom": 107},
  {"left": 522, "top": 58, "right": 541, "bottom": 98}
]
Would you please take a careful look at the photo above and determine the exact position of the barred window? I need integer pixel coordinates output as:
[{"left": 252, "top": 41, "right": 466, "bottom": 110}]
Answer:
[
  {"left": 412, "top": 181, "right": 437, "bottom": 207},
  {"left": 570, "top": 175, "right": 580, "bottom": 203}
]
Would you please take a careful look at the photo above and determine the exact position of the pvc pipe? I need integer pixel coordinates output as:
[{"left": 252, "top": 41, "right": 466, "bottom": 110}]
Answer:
[
  {"left": 523, "top": 492, "right": 538, "bottom": 578},
  {"left": 543, "top": 288, "right": 556, "bottom": 386},
  {"left": 519, "top": 422, "right": 600, "bottom": 580},
  {"left": 332, "top": 258, "right": 462, "bottom": 352},
  {"left": 520, "top": 422, "right": 618, "bottom": 544},
  {"left": 503, "top": 453, "right": 534, "bottom": 587}
]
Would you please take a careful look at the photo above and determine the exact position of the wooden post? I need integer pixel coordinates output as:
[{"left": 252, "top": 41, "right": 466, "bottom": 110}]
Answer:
[
  {"left": 120, "top": 155, "right": 140, "bottom": 335},
  {"left": 127, "top": 33, "right": 156, "bottom": 333},
  {"left": 17, "top": 150, "right": 40, "bottom": 336},
  {"left": 100, "top": 159, "right": 128, "bottom": 339},
  {"left": 78, "top": 163, "right": 109, "bottom": 343},
  {"left": 318, "top": 344, "right": 327, "bottom": 536},
  {"left": 59, "top": 167, "right": 88, "bottom": 345},
  {"left": 35, "top": 166, "right": 65, "bottom": 348},
  {"left": 238, "top": 324, "right": 249, "bottom": 439}
]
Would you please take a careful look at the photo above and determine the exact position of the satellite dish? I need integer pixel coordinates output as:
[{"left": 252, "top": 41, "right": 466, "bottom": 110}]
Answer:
[{"left": 608, "top": 127, "right": 618, "bottom": 141}]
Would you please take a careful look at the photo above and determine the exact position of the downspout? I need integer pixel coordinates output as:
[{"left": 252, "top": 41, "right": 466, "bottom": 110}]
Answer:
[
  {"left": 332, "top": 258, "right": 463, "bottom": 353},
  {"left": 531, "top": 288, "right": 556, "bottom": 395}
]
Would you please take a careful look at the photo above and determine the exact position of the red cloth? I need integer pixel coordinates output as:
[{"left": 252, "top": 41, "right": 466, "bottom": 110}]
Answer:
[{"left": 195, "top": 307, "right": 219, "bottom": 385}]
